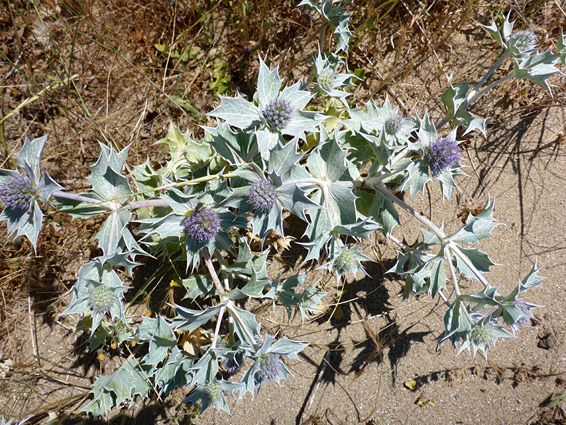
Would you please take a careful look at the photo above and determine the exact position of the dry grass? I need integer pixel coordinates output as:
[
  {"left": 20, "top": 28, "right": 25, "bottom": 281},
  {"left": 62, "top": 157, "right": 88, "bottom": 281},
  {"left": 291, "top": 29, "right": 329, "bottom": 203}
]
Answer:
[{"left": 1, "top": 0, "right": 565, "bottom": 423}]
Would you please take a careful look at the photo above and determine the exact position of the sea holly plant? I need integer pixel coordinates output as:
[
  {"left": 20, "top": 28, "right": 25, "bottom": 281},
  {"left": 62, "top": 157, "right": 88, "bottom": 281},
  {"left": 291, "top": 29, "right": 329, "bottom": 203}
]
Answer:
[
  {"left": 438, "top": 15, "right": 565, "bottom": 132},
  {"left": 0, "top": 8, "right": 563, "bottom": 419}
]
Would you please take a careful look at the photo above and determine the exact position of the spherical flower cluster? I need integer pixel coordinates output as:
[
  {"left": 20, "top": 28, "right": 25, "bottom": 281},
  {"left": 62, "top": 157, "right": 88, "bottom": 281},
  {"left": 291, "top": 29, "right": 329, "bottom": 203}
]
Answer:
[
  {"left": 89, "top": 286, "right": 115, "bottom": 315},
  {"left": 385, "top": 113, "right": 405, "bottom": 135},
  {"left": 261, "top": 98, "right": 293, "bottom": 131},
  {"left": 222, "top": 351, "right": 244, "bottom": 375},
  {"left": 182, "top": 206, "right": 222, "bottom": 243},
  {"left": 470, "top": 324, "right": 491, "bottom": 347},
  {"left": 257, "top": 352, "right": 282, "bottom": 382},
  {"left": 247, "top": 178, "right": 279, "bottom": 211},
  {"left": 336, "top": 248, "right": 358, "bottom": 273},
  {"left": 512, "top": 300, "right": 534, "bottom": 327},
  {"left": 318, "top": 70, "right": 336, "bottom": 92},
  {"left": 0, "top": 175, "right": 36, "bottom": 211},
  {"left": 202, "top": 382, "right": 222, "bottom": 404},
  {"left": 509, "top": 30, "right": 537, "bottom": 52},
  {"left": 422, "top": 136, "right": 460, "bottom": 175}
]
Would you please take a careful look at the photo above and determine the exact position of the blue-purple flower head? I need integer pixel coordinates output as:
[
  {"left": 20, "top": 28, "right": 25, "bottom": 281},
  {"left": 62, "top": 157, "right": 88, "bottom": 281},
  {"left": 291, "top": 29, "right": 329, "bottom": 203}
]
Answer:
[
  {"left": 257, "top": 352, "right": 282, "bottom": 382},
  {"left": 385, "top": 113, "right": 406, "bottom": 135},
  {"left": 261, "top": 98, "right": 293, "bottom": 131},
  {"left": 248, "top": 178, "right": 279, "bottom": 211},
  {"left": 182, "top": 206, "right": 222, "bottom": 243},
  {"left": 222, "top": 351, "right": 244, "bottom": 375},
  {"left": 0, "top": 174, "right": 36, "bottom": 211},
  {"left": 423, "top": 136, "right": 460, "bottom": 175},
  {"left": 512, "top": 300, "right": 535, "bottom": 327},
  {"left": 509, "top": 30, "right": 537, "bottom": 53}
]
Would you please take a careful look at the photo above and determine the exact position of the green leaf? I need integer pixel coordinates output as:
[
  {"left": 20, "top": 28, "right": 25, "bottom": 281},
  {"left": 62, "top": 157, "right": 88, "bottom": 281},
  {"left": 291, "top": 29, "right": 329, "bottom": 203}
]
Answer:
[
  {"left": 137, "top": 316, "right": 177, "bottom": 366},
  {"left": 207, "top": 94, "right": 260, "bottom": 129},
  {"left": 96, "top": 209, "right": 132, "bottom": 256},
  {"left": 453, "top": 246, "right": 496, "bottom": 280},
  {"left": 448, "top": 199, "right": 498, "bottom": 243},
  {"left": 174, "top": 304, "right": 224, "bottom": 333},
  {"left": 82, "top": 358, "right": 152, "bottom": 416},
  {"left": 228, "top": 303, "right": 261, "bottom": 345},
  {"left": 182, "top": 274, "right": 217, "bottom": 299},
  {"left": 257, "top": 58, "right": 283, "bottom": 107},
  {"left": 15, "top": 134, "right": 47, "bottom": 178},
  {"left": 429, "top": 259, "right": 447, "bottom": 298}
]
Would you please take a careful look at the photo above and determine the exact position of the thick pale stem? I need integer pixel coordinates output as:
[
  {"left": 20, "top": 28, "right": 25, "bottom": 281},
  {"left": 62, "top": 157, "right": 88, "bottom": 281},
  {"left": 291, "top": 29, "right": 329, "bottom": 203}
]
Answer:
[
  {"left": 449, "top": 243, "right": 490, "bottom": 288},
  {"left": 52, "top": 191, "right": 116, "bottom": 209},
  {"left": 444, "top": 245, "right": 462, "bottom": 297},
  {"left": 375, "top": 183, "right": 446, "bottom": 240},
  {"left": 467, "top": 73, "right": 514, "bottom": 105},
  {"left": 202, "top": 249, "right": 226, "bottom": 298},
  {"left": 226, "top": 302, "right": 258, "bottom": 349},
  {"left": 153, "top": 172, "right": 239, "bottom": 193},
  {"left": 469, "top": 51, "right": 512, "bottom": 100},
  {"left": 436, "top": 51, "right": 512, "bottom": 131},
  {"left": 370, "top": 162, "right": 411, "bottom": 186},
  {"left": 211, "top": 305, "right": 226, "bottom": 350}
]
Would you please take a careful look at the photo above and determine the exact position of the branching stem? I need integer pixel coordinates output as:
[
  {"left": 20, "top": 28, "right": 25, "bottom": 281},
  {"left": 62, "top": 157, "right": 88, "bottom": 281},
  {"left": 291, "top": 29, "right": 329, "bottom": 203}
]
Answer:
[
  {"left": 211, "top": 305, "right": 226, "bottom": 350},
  {"left": 449, "top": 243, "right": 490, "bottom": 288},
  {"left": 226, "top": 302, "right": 258, "bottom": 349},
  {"left": 375, "top": 183, "right": 446, "bottom": 240}
]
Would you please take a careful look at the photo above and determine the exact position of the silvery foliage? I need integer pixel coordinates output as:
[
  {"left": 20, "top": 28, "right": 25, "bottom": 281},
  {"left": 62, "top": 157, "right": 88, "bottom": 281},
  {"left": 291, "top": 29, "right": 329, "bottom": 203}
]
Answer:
[{"left": 0, "top": 6, "right": 563, "bottom": 416}]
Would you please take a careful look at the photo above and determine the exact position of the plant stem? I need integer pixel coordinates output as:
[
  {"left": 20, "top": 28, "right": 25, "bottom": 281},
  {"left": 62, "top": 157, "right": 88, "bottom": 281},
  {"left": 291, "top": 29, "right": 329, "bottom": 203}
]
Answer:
[
  {"left": 202, "top": 249, "right": 226, "bottom": 298},
  {"left": 52, "top": 191, "right": 118, "bottom": 210},
  {"left": 469, "top": 51, "right": 511, "bottom": 101},
  {"left": 377, "top": 183, "right": 490, "bottom": 291},
  {"left": 211, "top": 305, "right": 226, "bottom": 350},
  {"left": 449, "top": 243, "right": 489, "bottom": 288},
  {"left": 375, "top": 183, "right": 446, "bottom": 240},
  {"left": 436, "top": 51, "right": 512, "bottom": 131},
  {"left": 370, "top": 161, "right": 411, "bottom": 186},
  {"left": 444, "top": 245, "right": 462, "bottom": 297},
  {"left": 467, "top": 72, "right": 514, "bottom": 105},
  {"left": 153, "top": 172, "right": 239, "bottom": 193},
  {"left": 125, "top": 199, "right": 170, "bottom": 210},
  {"left": 226, "top": 302, "right": 258, "bottom": 349}
]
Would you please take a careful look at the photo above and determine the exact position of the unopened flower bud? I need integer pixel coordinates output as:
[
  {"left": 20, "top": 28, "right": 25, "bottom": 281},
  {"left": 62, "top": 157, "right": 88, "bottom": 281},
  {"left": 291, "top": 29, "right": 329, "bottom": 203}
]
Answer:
[{"left": 89, "top": 286, "right": 115, "bottom": 315}]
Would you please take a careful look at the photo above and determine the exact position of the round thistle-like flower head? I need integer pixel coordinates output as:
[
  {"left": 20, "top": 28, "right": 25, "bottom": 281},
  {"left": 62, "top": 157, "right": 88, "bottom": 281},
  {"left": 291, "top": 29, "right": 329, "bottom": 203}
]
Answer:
[
  {"left": 222, "top": 351, "right": 244, "bottom": 375},
  {"left": 89, "top": 286, "right": 115, "bottom": 315},
  {"left": 261, "top": 98, "right": 294, "bottom": 131},
  {"left": 509, "top": 30, "right": 537, "bottom": 52},
  {"left": 470, "top": 324, "right": 491, "bottom": 347},
  {"left": 258, "top": 352, "right": 282, "bottom": 382},
  {"left": 0, "top": 175, "right": 36, "bottom": 211},
  {"left": 248, "top": 178, "right": 279, "bottom": 211},
  {"left": 512, "top": 300, "right": 534, "bottom": 327},
  {"left": 182, "top": 206, "right": 222, "bottom": 243},
  {"left": 318, "top": 70, "right": 336, "bottom": 92},
  {"left": 202, "top": 382, "right": 222, "bottom": 404},
  {"left": 422, "top": 136, "right": 460, "bottom": 175},
  {"left": 336, "top": 248, "right": 358, "bottom": 273},
  {"left": 385, "top": 113, "right": 406, "bottom": 135}
]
